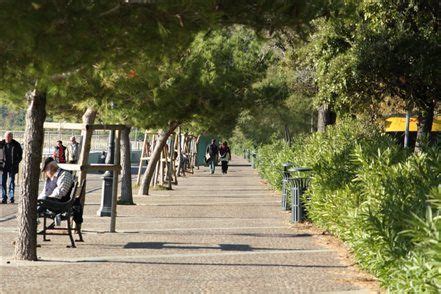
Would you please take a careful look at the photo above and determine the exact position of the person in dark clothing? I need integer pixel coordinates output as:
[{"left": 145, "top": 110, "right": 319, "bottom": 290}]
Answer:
[
  {"left": 52, "top": 140, "right": 66, "bottom": 163},
  {"left": 1, "top": 132, "right": 23, "bottom": 204},
  {"left": 206, "top": 139, "right": 219, "bottom": 174},
  {"left": 219, "top": 141, "right": 231, "bottom": 174},
  {"left": 0, "top": 140, "right": 4, "bottom": 195}
]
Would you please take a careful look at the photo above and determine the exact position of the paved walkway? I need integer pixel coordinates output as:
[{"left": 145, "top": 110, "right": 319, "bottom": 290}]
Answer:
[{"left": 0, "top": 157, "right": 374, "bottom": 293}]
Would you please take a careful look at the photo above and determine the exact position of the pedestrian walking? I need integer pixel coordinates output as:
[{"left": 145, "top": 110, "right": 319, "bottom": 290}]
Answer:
[
  {"left": 219, "top": 141, "right": 231, "bottom": 174},
  {"left": 52, "top": 140, "right": 66, "bottom": 163},
  {"left": 66, "top": 136, "right": 80, "bottom": 164},
  {"left": 205, "top": 139, "right": 219, "bottom": 174},
  {"left": 1, "top": 131, "right": 23, "bottom": 204}
]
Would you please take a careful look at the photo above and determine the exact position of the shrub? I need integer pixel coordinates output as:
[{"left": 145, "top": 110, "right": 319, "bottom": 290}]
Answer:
[{"left": 255, "top": 119, "right": 440, "bottom": 291}]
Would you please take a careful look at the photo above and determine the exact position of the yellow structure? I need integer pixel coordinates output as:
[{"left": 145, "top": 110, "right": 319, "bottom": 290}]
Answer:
[{"left": 385, "top": 116, "right": 441, "bottom": 132}]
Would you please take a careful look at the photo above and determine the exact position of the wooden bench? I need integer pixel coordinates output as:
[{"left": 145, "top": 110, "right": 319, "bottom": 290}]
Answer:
[{"left": 37, "top": 179, "right": 86, "bottom": 248}]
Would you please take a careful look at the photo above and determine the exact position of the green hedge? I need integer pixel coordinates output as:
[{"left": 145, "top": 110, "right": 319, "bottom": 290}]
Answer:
[{"left": 255, "top": 119, "right": 440, "bottom": 292}]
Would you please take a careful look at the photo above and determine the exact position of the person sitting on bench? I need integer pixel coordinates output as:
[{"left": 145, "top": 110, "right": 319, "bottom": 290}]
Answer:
[{"left": 38, "top": 157, "right": 74, "bottom": 204}]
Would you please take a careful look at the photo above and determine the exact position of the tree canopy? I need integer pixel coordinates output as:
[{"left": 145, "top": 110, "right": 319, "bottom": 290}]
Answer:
[{"left": 297, "top": 0, "right": 439, "bottom": 118}]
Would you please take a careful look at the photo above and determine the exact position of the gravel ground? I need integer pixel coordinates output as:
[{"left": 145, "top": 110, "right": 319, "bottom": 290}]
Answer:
[{"left": 0, "top": 157, "right": 377, "bottom": 293}]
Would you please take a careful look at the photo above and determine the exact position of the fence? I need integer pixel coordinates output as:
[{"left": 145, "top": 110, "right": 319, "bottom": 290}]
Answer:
[{"left": 0, "top": 129, "right": 143, "bottom": 156}]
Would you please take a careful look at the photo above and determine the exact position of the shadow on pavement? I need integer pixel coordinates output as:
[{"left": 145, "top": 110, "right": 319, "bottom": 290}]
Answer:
[
  {"left": 123, "top": 242, "right": 314, "bottom": 253},
  {"left": 80, "top": 259, "right": 348, "bottom": 269}
]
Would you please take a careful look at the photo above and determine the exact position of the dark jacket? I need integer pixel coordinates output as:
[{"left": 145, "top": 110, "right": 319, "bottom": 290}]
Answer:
[
  {"left": 0, "top": 140, "right": 4, "bottom": 172},
  {"left": 2, "top": 139, "right": 23, "bottom": 173},
  {"left": 206, "top": 143, "right": 219, "bottom": 158}
]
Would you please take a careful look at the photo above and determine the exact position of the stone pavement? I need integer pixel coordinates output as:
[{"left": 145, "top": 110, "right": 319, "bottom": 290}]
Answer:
[{"left": 0, "top": 156, "right": 376, "bottom": 293}]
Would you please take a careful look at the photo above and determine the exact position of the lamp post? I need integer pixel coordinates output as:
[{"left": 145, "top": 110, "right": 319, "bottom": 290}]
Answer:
[{"left": 97, "top": 129, "right": 115, "bottom": 217}]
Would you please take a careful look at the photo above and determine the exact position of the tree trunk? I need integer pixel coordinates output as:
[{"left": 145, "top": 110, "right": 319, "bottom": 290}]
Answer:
[
  {"left": 284, "top": 124, "right": 291, "bottom": 146},
  {"left": 415, "top": 100, "right": 435, "bottom": 153},
  {"left": 317, "top": 104, "right": 336, "bottom": 132},
  {"left": 138, "top": 122, "right": 179, "bottom": 196},
  {"left": 15, "top": 90, "right": 46, "bottom": 261},
  {"left": 119, "top": 126, "right": 134, "bottom": 204},
  {"left": 82, "top": 107, "right": 97, "bottom": 125}
]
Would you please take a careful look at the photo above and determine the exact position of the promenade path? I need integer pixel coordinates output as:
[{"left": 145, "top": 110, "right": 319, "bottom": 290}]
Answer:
[{"left": 0, "top": 156, "right": 374, "bottom": 293}]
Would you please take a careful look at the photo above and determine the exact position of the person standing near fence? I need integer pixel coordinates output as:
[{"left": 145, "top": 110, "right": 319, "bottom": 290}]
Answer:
[
  {"left": 206, "top": 139, "right": 219, "bottom": 175},
  {"left": 219, "top": 141, "right": 231, "bottom": 174},
  {"left": 66, "top": 136, "right": 80, "bottom": 164},
  {"left": 53, "top": 140, "right": 66, "bottom": 163},
  {"left": 1, "top": 131, "right": 22, "bottom": 204},
  {"left": 0, "top": 140, "right": 4, "bottom": 198}
]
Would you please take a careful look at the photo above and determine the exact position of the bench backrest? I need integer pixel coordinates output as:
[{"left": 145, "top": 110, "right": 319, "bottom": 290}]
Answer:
[{"left": 66, "top": 181, "right": 79, "bottom": 206}]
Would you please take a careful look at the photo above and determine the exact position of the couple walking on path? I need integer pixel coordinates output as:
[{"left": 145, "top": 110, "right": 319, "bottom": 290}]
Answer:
[{"left": 206, "top": 139, "right": 231, "bottom": 175}]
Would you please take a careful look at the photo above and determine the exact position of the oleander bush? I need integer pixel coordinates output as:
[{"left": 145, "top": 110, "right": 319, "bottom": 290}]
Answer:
[{"left": 255, "top": 119, "right": 440, "bottom": 292}]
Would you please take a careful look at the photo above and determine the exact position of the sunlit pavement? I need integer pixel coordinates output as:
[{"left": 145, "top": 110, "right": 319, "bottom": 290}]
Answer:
[{"left": 0, "top": 157, "right": 372, "bottom": 293}]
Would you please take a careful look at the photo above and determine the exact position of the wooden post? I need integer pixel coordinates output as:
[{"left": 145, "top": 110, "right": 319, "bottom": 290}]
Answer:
[
  {"left": 152, "top": 134, "right": 159, "bottom": 187},
  {"left": 78, "top": 108, "right": 97, "bottom": 202},
  {"left": 173, "top": 132, "right": 179, "bottom": 184},
  {"left": 110, "top": 130, "right": 121, "bottom": 233},
  {"left": 159, "top": 148, "right": 165, "bottom": 186},
  {"left": 177, "top": 126, "right": 181, "bottom": 176},
  {"left": 136, "top": 130, "right": 148, "bottom": 185},
  {"left": 167, "top": 135, "right": 174, "bottom": 190}
]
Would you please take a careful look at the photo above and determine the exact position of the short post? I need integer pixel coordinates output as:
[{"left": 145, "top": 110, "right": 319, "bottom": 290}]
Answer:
[{"left": 97, "top": 130, "right": 115, "bottom": 217}]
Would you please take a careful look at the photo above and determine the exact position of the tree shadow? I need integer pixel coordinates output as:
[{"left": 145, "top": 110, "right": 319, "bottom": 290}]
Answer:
[
  {"left": 123, "top": 242, "right": 314, "bottom": 252},
  {"left": 79, "top": 259, "right": 347, "bottom": 269}
]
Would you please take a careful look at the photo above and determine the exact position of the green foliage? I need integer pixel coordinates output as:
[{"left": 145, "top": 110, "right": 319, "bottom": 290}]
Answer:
[
  {"left": 230, "top": 34, "right": 314, "bottom": 148},
  {"left": 297, "top": 0, "right": 440, "bottom": 114},
  {"left": 255, "top": 140, "right": 296, "bottom": 190},
  {"left": 0, "top": 106, "right": 25, "bottom": 129},
  {"left": 0, "top": 0, "right": 328, "bottom": 116},
  {"left": 98, "top": 26, "right": 271, "bottom": 134},
  {"left": 255, "top": 119, "right": 441, "bottom": 291}
]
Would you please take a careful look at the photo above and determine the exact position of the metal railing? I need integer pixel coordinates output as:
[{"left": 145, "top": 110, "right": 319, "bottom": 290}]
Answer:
[{"left": 0, "top": 129, "right": 143, "bottom": 154}]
